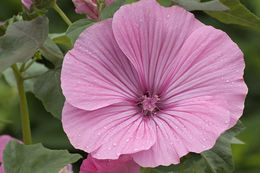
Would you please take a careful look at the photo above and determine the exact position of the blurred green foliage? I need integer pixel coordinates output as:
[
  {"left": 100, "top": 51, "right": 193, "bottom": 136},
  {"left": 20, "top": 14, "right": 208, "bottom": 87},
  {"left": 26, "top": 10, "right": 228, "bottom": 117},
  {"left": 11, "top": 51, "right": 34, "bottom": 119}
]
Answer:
[{"left": 0, "top": 0, "right": 259, "bottom": 172}]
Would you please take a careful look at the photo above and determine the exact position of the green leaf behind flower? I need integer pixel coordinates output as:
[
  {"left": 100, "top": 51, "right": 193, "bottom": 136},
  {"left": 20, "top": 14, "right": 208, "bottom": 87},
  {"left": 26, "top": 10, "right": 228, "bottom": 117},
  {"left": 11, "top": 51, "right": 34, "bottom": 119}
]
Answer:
[
  {"left": 173, "top": 0, "right": 229, "bottom": 11},
  {"left": 66, "top": 19, "right": 95, "bottom": 45},
  {"left": 201, "top": 121, "right": 244, "bottom": 173},
  {"left": 205, "top": 0, "right": 260, "bottom": 31},
  {"left": 100, "top": 0, "right": 126, "bottom": 20},
  {"left": 3, "top": 141, "right": 81, "bottom": 173},
  {"left": 0, "top": 16, "right": 48, "bottom": 72},
  {"left": 49, "top": 33, "right": 72, "bottom": 48},
  {"left": 33, "top": 68, "right": 65, "bottom": 119},
  {"left": 40, "top": 37, "right": 64, "bottom": 65},
  {"left": 154, "top": 121, "right": 244, "bottom": 173}
]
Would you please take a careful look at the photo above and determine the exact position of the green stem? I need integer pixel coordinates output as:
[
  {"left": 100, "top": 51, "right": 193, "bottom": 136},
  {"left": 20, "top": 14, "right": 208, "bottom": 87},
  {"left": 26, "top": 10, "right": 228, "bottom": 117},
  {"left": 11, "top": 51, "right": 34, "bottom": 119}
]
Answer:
[
  {"left": 19, "top": 63, "right": 26, "bottom": 72},
  {"left": 11, "top": 64, "right": 32, "bottom": 145},
  {"left": 180, "top": 160, "right": 184, "bottom": 173},
  {"left": 23, "top": 73, "right": 43, "bottom": 80},
  {"left": 23, "top": 59, "right": 36, "bottom": 72},
  {"left": 52, "top": 3, "right": 72, "bottom": 26}
]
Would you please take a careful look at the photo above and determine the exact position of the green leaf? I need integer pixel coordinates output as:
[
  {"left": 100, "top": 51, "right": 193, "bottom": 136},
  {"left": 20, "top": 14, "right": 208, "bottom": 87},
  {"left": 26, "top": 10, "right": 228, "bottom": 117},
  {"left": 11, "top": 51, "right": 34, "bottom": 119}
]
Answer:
[
  {"left": 154, "top": 121, "right": 244, "bottom": 173},
  {"left": 157, "top": 0, "right": 172, "bottom": 7},
  {"left": 49, "top": 33, "right": 72, "bottom": 48},
  {"left": 125, "top": 0, "right": 139, "bottom": 4},
  {"left": 201, "top": 121, "right": 244, "bottom": 173},
  {"left": 173, "top": 0, "right": 229, "bottom": 11},
  {"left": 0, "top": 16, "right": 48, "bottom": 72},
  {"left": 205, "top": 0, "right": 260, "bottom": 31},
  {"left": 0, "top": 14, "right": 23, "bottom": 37},
  {"left": 3, "top": 141, "right": 81, "bottom": 173},
  {"left": 33, "top": 68, "right": 65, "bottom": 119},
  {"left": 230, "top": 137, "right": 244, "bottom": 144},
  {"left": 155, "top": 154, "right": 207, "bottom": 173},
  {"left": 40, "top": 37, "right": 64, "bottom": 65},
  {"left": 100, "top": 0, "right": 126, "bottom": 20},
  {"left": 66, "top": 19, "right": 95, "bottom": 45},
  {"left": 141, "top": 168, "right": 159, "bottom": 173}
]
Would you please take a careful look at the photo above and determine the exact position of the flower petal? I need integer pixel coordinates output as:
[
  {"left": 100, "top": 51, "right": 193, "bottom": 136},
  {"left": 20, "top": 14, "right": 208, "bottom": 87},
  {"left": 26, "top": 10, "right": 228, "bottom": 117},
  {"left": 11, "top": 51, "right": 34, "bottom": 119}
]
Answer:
[
  {"left": 112, "top": 0, "right": 203, "bottom": 92},
  {"left": 132, "top": 96, "right": 230, "bottom": 167},
  {"left": 58, "top": 165, "right": 73, "bottom": 173},
  {"left": 22, "top": 0, "right": 32, "bottom": 10},
  {"left": 61, "top": 19, "right": 141, "bottom": 111},
  {"left": 62, "top": 102, "right": 156, "bottom": 159},
  {"left": 80, "top": 154, "right": 140, "bottom": 173},
  {"left": 160, "top": 26, "right": 247, "bottom": 128},
  {"left": 72, "top": 0, "right": 98, "bottom": 20}
]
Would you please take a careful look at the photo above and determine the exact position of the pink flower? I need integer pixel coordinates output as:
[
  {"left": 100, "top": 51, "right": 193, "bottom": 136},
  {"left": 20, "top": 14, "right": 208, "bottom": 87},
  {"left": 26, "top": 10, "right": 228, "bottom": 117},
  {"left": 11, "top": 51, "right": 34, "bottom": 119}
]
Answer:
[
  {"left": 61, "top": 0, "right": 247, "bottom": 167},
  {"left": 72, "top": 0, "right": 114, "bottom": 20},
  {"left": 80, "top": 154, "right": 140, "bottom": 173},
  {"left": 59, "top": 165, "right": 74, "bottom": 173},
  {"left": 0, "top": 135, "right": 21, "bottom": 173},
  {"left": 22, "top": 0, "right": 33, "bottom": 10}
]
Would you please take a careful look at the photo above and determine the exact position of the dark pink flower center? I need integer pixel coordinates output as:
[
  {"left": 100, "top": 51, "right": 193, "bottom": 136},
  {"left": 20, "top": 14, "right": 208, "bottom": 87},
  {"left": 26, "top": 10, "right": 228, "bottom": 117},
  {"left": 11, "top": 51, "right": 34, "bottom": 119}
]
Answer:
[{"left": 139, "top": 93, "right": 160, "bottom": 116}]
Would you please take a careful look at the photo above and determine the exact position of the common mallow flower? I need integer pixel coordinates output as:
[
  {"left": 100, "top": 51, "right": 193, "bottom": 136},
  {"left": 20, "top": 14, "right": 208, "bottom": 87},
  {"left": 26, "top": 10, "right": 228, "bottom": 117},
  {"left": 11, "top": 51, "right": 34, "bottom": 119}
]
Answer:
[
  {"left": 61, "top": 0, "right": 247, "bottom": 167},
  {"left": 22, "top": 0, "right": 33, "bottom": 10},
  {"left": 80, "top": 154, "right": 140, "bottom": 173},
  {"left": 72, "top": 0, "right": 114, "bottom": 20},
  {"left": 59, "top": 165, "right": 74, "bottom": 173}
]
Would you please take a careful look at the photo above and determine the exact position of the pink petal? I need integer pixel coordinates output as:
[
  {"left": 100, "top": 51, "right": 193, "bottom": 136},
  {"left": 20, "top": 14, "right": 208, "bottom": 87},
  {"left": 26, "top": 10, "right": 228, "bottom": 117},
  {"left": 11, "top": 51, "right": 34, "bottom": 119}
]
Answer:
[
  {"left": 58, "top": 164, "right": 73, "bottom": 173},
  {"left": 0, "top": 135, "right": 21, "bottom": 173},
  {"left": 80, "top": 154, "right": 140, "bottom": 173},
  {"left": 22, "top": 0, "right": 33, "bottom": 10},
  {"left": 112, "top": 0, "right": 204, "bottom": 92},
  {"left": 132, "top": 96, "right": 231, "bottom": 167},
  {"left": 62, "top": 102, "right": 156, "bottom": 159},
  {"left": 61, "top": 19, "right": 142, "bottom": 111},
  {"left": 72, "top": 0, "right": 115, "bottom": 20},
  {"left": 72, "top": 0, "right": 99, "bottom": 20},
  {"left": 160, "top": 26, "right": 247, "bottom": 128}
]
